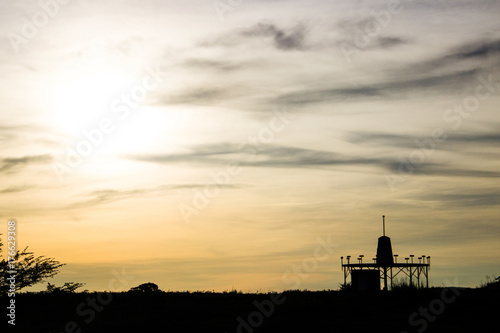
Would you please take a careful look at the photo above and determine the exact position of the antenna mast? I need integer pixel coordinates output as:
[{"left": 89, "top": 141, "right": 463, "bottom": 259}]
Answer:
[{"left": 383, "top": 215, "right": 385, "bottom": 236}]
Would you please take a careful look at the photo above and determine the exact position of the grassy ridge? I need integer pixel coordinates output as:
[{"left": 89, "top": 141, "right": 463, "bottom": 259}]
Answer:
[{"left": 4, "top": 286, "right": 499, "bottom": 333}]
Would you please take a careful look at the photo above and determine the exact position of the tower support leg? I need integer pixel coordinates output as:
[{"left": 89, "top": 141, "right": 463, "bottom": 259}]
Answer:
[
  {"left": 390, "top": 267, "right": 393, "bottom": 290},
  {"left": 383, "top": 267, "right": 388, "bottom": 291}
]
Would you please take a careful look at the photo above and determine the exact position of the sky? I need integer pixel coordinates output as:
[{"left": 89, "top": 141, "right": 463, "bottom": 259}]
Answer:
[{"left": 1, "top": 0, "right": 499, "bottom": 292}]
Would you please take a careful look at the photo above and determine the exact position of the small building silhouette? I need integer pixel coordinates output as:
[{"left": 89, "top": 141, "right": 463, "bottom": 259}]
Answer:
[{"left": 341, "top": 216, "right": 430, "bottom": 291}]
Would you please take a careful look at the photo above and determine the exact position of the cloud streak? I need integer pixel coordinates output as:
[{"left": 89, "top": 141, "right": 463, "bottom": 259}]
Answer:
[
  {"left": 417, "top": 191, "right": 500, "bottom": 208},
  {"left": 273, "top": 67, "right": 487, "bottom": 105},
  {"left": 347, "top": 130, "right": 500, "bottom": 150},
  {"left": 131, "top": 143, "right": 500, "bottom": 180},
  {"left": 241, "top": 22, "right": 307, "bottom": 51},
  {"left": 0, "top": 185, "right": 32, "bottom": 193},
  {"left": 69, "top": 184, "right": 246, "bottom": 209},
  {"left": 0, "top": 154, "right": 53, "bottom": 173}
]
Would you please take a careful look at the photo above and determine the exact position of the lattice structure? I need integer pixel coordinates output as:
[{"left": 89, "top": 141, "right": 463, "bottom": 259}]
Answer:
[{"left": 340, "top": 216, "right": 431, "bottom": 290}]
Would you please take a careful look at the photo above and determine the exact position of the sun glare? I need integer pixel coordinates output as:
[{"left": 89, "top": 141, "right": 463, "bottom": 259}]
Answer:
[
  {"left": 51, "top": 69, "right": 132, "bottom": 135},
  {"left": 49, "top": 66, "right": 183, "bottom": 158},
  {"left": 101, "top": 106, "right": 174, "bottom": 154}
]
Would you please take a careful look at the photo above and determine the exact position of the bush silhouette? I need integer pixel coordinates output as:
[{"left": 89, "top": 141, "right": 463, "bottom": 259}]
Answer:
[
  {"left": 479, "top": 275, "right": 500, "bottom": 289},
  {"left": 128, "top": 282, "right": 162, "bottom": 293},
  {"left": 44, "top": 282, "right": 85, "bottom": 293}
]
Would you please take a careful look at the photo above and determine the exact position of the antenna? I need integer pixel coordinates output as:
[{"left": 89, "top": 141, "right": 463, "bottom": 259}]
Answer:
[{"left": 382, "top": 215, "right": 385, "bottom": 236}]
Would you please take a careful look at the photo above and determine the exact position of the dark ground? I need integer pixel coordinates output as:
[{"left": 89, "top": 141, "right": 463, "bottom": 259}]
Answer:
[{"left": 3, "top": 287, "right": 499, "bottom": 333}]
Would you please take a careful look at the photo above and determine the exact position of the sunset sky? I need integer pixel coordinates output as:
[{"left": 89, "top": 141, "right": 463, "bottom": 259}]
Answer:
[{"left": 1, "top": 0, "right": 499, "bottom": 292}]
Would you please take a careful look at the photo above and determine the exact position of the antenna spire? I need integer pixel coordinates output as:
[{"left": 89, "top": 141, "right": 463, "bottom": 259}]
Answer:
[{"left": 383, "top": 215, "right": 385, "bottom": 236}]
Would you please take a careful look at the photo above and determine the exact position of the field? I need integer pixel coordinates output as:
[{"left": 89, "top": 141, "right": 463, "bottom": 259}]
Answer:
[{"left": 6, "top": 286, "right": 499, "bottom": 333}]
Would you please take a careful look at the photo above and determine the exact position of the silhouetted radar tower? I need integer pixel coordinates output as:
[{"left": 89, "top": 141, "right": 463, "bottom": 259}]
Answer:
[
  {"left": 340, "top": 215, "right": 431, "bottom": 291},
  {"left": 377, "top": 216, "right": 393, "bottom": 290}
]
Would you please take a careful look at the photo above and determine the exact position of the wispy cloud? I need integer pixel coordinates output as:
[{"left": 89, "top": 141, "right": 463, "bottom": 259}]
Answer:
[
  {"left": 69, "top": 184, "right": 245, "bottom": 209},
  {"left": 273, "top": 68, "right": 481, "bottom": 105},
  {"left": 157, "top": 86, "right": 254, "bottom": 106},
  {"left": 269, "top": 37, "right": 499, "bottom": 106},
  {"left": 130, "top": 143, "right": 383, "bottom": 168},
  {"left": 373, "top": 36, "right": 408, "bottom": 49},
  {"left": 68, "top": 188, "right": 148, "bottom": 209},
  {"left": 241, "top": 22, "right": 308, "bottom": 51},
  {"left": 0, "top": 185, "right": 32, "bottom": 193},
  {"left": 170, "top": 25, "right": 499, "bottom": 109},
  {"left": 0, "top": 154, "right": 53, "bottom": 173},
  {"left": 391, "top": 163, "right": 500, "bottom": 179},
  {"left": 199, "top": 20, "right": 315, "bottom": 52},
  {"left": 451, "top": 38, "right": 500, "bottom": 60},
  {"left": 179, "top": 58, "right": 249, "bottom": 72},
  {"left": 347, "top": 130, "right": 500, "bottom": 151},
  {"left": 403, "top": 38, "right": 500, "bottom": 77},
  {"left": 337, "top": 16, "right": 409, "bottom": 50},
  {"left": 416, "top": 190, "right": 500, "bottom": 208},
  {"left": 131, "top": 143, "right": 500, "bottom": 181}
]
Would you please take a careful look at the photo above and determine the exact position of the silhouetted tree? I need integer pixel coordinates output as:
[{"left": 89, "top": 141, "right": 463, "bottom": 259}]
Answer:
[
  {"left": 45, "top": 282, "right": 85, "bottom": 293},
  {"left": 128, "top": 282, "right": 162, "bottom": 293},
  {"left": 1, "top": 234, "right": 65, "bottom": 294}
]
